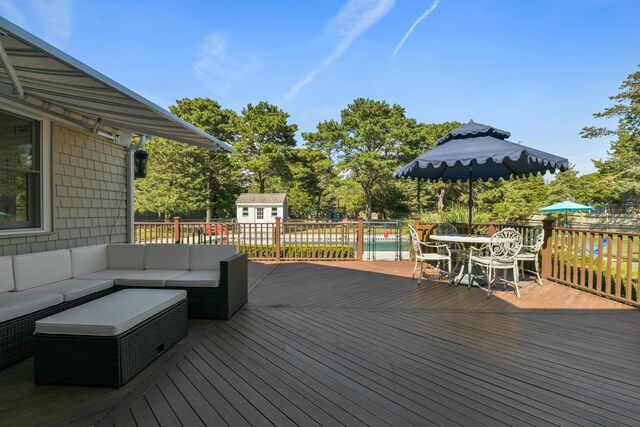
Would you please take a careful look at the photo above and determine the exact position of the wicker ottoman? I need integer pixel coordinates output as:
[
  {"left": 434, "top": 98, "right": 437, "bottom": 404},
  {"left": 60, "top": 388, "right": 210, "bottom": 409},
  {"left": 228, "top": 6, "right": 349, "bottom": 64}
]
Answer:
[{"left": 33, "top": 289, "right": 188, "bottom": 388}]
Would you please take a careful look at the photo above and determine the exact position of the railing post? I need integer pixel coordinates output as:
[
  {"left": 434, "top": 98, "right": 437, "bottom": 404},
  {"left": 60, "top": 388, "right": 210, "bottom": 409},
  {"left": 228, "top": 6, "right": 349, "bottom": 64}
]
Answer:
[
  {"left": 488, "top": 216, "right": 497, "bottom": 235},
  {"left": 357, "top": 217, "right": 364, "bottom": 261},
  {"left": 541, "top": 215, "right": 554, "bottom": 278},
  {"left": 173, "top": 216, "right": 181, "bottom": 244},
  {"left": 275, "top": 217, "right": 281, "bottom": 262}
]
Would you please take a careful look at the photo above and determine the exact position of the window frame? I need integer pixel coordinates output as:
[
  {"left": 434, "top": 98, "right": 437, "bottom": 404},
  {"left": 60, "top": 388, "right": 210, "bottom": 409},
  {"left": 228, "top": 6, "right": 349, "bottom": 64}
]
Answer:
[
  {"left": 256, "top": 207, "right": 264, "bottom": 220},
  {"left": 271, "top": 206, "right": 278, "bottom": 217},
  {"left": 242, "top": 207, "right": 249, "bottom": 217},
  {"left": 0, "top": 105, "right": 51, "bottom": 237}
]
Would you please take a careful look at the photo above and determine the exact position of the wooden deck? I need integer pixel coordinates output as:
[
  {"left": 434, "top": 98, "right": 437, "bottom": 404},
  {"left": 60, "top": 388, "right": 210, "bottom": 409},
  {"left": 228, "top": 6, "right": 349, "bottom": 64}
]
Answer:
[{"left": 1, "top": 261, "right": 639, "bottom": 426}]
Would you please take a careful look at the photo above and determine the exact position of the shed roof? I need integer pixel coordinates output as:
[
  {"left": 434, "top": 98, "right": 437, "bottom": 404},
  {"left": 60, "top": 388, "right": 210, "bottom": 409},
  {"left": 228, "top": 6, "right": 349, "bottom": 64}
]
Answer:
[
  {"left": 236, "top": 193, "right": 287, "bottom": 205},
  {"left": 0, "top": 18, "right": 234, "bottom": 152}
]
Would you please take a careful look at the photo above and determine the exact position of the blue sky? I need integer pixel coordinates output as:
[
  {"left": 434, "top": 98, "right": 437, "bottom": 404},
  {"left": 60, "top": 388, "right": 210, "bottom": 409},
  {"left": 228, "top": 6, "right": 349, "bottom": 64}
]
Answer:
[{"left": 1, "top": 0, "right": 639, "bottom": 174}]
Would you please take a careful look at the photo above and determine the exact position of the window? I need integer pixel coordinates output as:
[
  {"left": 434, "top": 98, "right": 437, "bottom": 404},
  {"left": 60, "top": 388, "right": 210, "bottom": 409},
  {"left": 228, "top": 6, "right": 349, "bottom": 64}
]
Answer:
[
  {"left": 242, "top": 207, "right": 249, "bottom": 217},
  {"left": 271, "top": 207, "right": 278, "bottom": 217},
  {"left": 257, "top": 207, "right": 264, "bottom": 220},
  {"left": 0, "top": 109, "right": 41, "bottom": 230}
]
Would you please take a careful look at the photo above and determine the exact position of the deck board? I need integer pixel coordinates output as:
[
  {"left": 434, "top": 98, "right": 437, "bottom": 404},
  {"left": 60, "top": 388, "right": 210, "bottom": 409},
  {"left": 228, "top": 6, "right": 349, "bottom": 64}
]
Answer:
[{"left": 1, "top": 260, "right": 639, "bottom": 427}]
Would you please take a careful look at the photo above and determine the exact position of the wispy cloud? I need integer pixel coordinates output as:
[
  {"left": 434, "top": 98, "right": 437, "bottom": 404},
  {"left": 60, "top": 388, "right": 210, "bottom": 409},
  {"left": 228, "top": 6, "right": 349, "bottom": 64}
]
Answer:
[
  {"left": 392, "top": 0, "right": 439, "bottom": 57},
  {"left": 194, "top": 32, "right": 261, "bottom": 96},
  {"left": 0, "top": 0, "right": 26, "bottom": 27},
  {"left": 33, "top": 0, "right": 73, "bottom": 46},
  {"left": 0, "top": 0, "right": 73, "bottom": 47},
  {"left": 284, "top": 0, "right": 394, "bottom": 100}
]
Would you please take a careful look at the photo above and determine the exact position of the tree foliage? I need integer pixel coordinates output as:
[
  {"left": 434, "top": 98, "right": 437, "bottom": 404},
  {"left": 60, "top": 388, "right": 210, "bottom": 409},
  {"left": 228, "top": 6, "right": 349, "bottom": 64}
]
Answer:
[
  {"left": 303, "top": 98, "right": 422, "bottom": 220},
  {"left": 581, "top": 65, "right": 640, "bottom": 139},
  {"left": 582, "top": 65, "right": 640, "bottom": 212},
  {"left": 135, "top": 98, "right": 241, "bottom": 220},
  {"left": 233, "top": 101, "right": 297, "bottom": 193}
]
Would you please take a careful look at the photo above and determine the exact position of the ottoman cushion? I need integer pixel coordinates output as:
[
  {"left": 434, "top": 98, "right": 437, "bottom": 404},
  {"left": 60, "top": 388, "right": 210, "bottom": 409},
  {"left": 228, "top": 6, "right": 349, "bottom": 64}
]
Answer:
[{"left": 35, "top": 289, "right": 186, "bottom": 336}]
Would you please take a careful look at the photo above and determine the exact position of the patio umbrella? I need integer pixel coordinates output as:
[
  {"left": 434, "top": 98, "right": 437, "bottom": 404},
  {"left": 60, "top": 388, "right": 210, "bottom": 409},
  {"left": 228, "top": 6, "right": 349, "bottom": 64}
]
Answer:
[
  {"left": 540, "top": 200, "right": 593, "bottom": 227},
  {"left": 394, "top": 120, "right": 569, "bottom": 234}
]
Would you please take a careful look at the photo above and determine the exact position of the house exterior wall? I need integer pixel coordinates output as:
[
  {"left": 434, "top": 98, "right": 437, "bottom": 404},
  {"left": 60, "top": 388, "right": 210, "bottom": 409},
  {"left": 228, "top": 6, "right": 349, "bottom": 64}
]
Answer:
[
  {"left": 0, "top": 122, "right": 127, "bottom": 255},
  {"left": 236, "top": 203, "right": 287, "bottom": 223}
]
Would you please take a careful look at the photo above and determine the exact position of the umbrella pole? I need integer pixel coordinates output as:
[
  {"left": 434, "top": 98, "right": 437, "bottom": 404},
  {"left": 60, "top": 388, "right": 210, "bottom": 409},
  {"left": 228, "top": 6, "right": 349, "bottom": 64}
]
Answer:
[{"left": 468, "top": 167, "right": 473, "bottom": 236}]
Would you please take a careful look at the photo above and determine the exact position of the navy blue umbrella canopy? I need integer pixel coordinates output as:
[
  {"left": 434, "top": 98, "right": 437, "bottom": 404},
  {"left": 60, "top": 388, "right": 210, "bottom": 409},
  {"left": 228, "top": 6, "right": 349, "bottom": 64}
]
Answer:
[
  {"left": 394, "top": 121, "right": 569, "bottom": 234},
  {"left": 394, "top": 121, "right": 568, "bottom": 182}
]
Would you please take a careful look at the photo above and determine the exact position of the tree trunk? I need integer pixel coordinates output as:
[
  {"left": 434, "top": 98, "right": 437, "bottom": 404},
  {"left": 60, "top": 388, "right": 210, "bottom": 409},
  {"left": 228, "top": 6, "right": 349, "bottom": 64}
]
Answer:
[
  {"left": 316, "top": 194, "right": 322, "bottom": 220},
  {"left": 437, "top": 187, "right": 446, "bottom": 211},
  {"left": 205, "top": 182, "right": 212, "bottom": 223},
  {"left": 416, "top": 180, "right": 421, "bottom": 214},
  {"left": 365, "top": 190, "right": 372, "bottom": 221}
]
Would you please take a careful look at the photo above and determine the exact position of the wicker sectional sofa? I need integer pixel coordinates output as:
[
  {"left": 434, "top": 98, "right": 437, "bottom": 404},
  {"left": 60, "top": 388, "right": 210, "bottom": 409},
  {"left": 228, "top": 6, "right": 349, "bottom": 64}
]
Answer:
[{"left": 0, "top": 244, "right": 247, "bottom": 370}]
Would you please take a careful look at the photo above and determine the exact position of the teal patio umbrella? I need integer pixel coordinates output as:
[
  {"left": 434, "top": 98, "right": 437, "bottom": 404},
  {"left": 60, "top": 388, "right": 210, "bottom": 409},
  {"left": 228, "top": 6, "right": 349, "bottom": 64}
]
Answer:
[{"left": 540, "top": 200, "right": 593, "bottom": 227}]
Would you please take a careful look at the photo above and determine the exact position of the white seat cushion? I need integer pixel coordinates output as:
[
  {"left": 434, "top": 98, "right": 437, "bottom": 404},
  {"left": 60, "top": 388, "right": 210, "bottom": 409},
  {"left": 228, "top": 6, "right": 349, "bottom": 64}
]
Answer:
[
  {"left": 71, "top": 245, "right": 108, "bottom": 277},
  {"left": 107, "top": 244, "right": 145, "bottom": 270},
  {"left": 166, "top": 271, "right": 220, "bottom": 288},
  {"left": 24, "top": 279, "right": 113, "bottom": 302},
  {"left": 144, "top": 244, "right": 189, "bottom": 270},
  {"left": 470, "top": 255, "right": 515, "bottom": 268},
  {"left": 0, "top": 292, "right": 64, "bottom": 323},
  {"left": 35, "top": 289, "right": 187, "bottom": 336},
  {"left": 189, "top": 245, "right": 238, "bottom": 271},
  {"left": 13, "top": 249, "right": 72, "bottom": 291},
  {"left": 78, "top": 269, "right": 149, "bottom": 281},
  {"left": 114, "top": 270, "right": 186, "bottom": 287},
  {"left": 0, "top": 256, "right": 15, "bottom": 293}
]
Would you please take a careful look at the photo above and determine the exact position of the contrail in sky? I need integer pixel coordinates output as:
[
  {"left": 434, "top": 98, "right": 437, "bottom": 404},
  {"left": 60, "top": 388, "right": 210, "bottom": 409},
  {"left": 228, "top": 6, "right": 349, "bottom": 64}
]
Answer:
[
  {"left": 392, "top": 0, "right": 440, "bottom": 57},
  {"left": 284, "top": 0, "right": 394, "bottom": 100}
]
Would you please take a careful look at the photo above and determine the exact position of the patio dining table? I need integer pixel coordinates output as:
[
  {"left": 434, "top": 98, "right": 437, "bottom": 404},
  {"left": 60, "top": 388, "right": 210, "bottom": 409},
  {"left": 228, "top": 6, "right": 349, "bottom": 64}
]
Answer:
[{"left": 429, "top": 234, "right": 491, "bottom": 286}]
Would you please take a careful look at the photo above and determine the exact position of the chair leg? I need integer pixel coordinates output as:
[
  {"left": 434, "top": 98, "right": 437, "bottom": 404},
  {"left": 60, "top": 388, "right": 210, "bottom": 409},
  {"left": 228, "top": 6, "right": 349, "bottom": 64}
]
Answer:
[
  {"left": 513, "top": 265, "right": 521, "bottom": 298},
  {"left": 534, "top": 257, "right": 542, "bottom": 285},
  {"left": 418, "top": 260, "right": 423, "bottom": 285},
  {"left": 486, "top": 265, "right": 493, "bottom": 297},
  {"left": 412, "top": 257, "right": 418, "bottom": 280}
]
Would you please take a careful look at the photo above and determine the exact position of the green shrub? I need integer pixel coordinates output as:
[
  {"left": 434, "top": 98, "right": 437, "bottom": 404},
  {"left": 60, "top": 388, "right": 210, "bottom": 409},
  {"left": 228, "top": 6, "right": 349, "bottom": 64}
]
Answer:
[
  {"left": 553, "top": 252, "right": 638, "bottom": 300},
  {"left": 238, "top": 244, "right": 355, "bottom": 259}
]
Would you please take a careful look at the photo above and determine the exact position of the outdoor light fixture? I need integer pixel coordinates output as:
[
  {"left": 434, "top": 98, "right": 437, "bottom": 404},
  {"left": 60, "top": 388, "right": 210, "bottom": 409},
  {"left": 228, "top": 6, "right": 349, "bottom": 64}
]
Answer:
[{"left": 133, "top": 150, "right": 148, "bottom": 178}]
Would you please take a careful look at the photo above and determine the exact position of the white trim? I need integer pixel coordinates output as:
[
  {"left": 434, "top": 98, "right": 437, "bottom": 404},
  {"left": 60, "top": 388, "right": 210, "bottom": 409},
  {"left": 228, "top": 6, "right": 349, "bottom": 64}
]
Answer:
[{"left": 0, "top": 104, "right": 52, "bottom": 237}]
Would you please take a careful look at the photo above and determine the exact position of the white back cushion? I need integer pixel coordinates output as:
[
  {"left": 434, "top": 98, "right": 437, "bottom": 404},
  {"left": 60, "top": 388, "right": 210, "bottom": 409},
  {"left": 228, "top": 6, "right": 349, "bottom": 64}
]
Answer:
[
  {"left": 0, "top": 256, "right": 15, "bottom": 293},
  {"left": 13, "top": 249, "right": 72, "bottom": 291},
  {"left": 107, "top": 244, "right": 145, "bottom": 270},
  {"left": 70, "top": 245, "right": 108, "bottom": 277},
  {"left": 189, "top": 245, "right": 238, "bottom": 271},
  {"left": 144, "top": 244, "right": 189, "bottom": 270}
]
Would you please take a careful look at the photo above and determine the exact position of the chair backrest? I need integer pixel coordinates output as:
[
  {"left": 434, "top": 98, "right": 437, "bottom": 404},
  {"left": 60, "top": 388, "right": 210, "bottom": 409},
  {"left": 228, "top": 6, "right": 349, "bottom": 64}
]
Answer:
[
  {"left": 434, "top": 222, "right": 458, "bottom": 235},
  {"left": 524, "top": 225, "right": 544, "bottom": 251},
  {"left": 489, "top": 228, "right": 522, "bottom": 262},
  {"left": 407, "top": 225, "right": 423, "bottom": 257}
]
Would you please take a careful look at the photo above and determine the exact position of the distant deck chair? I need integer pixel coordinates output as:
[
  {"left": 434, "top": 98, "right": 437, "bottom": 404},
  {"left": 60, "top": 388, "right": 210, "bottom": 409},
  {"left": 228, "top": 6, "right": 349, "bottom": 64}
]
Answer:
[
  {"left": 408, "top": 225, "right": 452, "bottom": 284},
  {"left": 516, "top": 225, "right": 544, "bottom": 285},
  {"left": 469, "top": 228, "right": 523, "bottom": 298}
]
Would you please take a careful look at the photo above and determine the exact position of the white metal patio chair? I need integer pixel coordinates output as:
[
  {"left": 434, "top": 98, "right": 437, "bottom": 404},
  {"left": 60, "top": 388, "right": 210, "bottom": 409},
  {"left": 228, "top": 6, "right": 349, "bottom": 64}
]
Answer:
[
  {"left": 408, "top": 225, "right": 452, "bottom": 284},
  {"left": 432, "top": 222, "right": 462, "bottom": 261},
  {"left": 516, "top": 225, "right": 544, "bottom": 285},
  {"left": 468, "top": 228, "right": 523, "bottom": 297}
]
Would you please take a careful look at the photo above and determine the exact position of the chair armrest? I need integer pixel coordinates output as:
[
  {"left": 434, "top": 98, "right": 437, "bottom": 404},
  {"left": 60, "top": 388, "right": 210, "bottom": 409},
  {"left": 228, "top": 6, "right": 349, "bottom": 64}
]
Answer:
[
  {"left": 219, "top": 252, "right": 248, "bottom": 319},
  {"left": 420, "top": 242, "right": 451, "bottom": 256}
]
